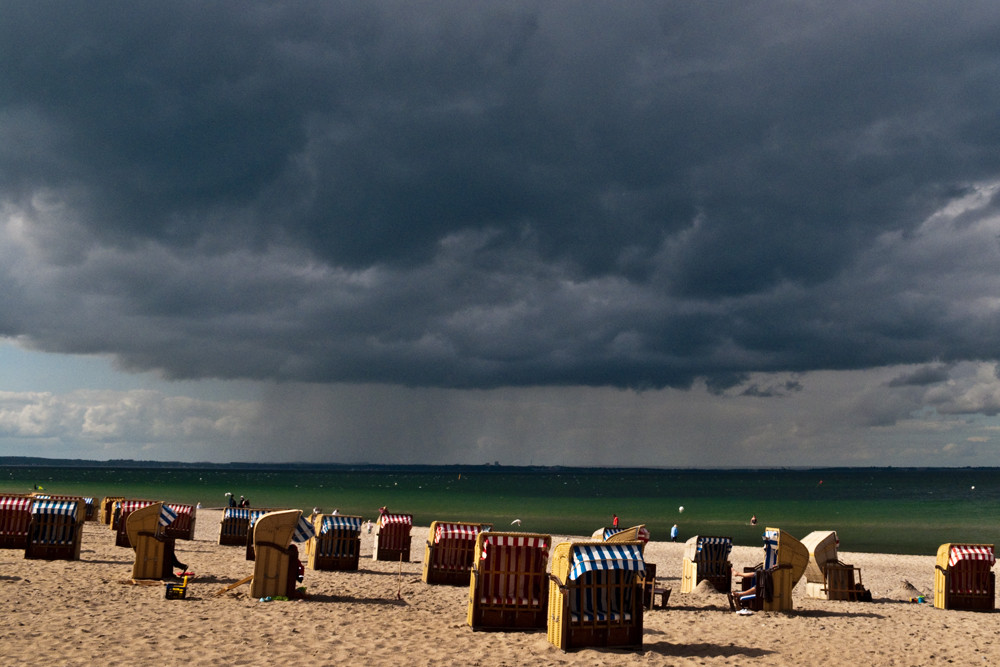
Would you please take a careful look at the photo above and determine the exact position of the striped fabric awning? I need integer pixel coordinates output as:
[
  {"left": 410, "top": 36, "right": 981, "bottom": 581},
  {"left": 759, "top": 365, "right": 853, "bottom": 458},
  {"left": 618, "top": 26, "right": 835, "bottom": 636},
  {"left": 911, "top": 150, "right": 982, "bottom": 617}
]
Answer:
[
  {"left": 380, "top": 513, "right": 412, "bottom": 526},
  {"left": 159, "top": 504, "right": 179, "bottom": 527},
  {"left": 435, "top": 522, "right": 485, "bottom": 544},
  {"left": 0, "top": 497, "right": 33, "bottom": 511},
  {"left": 762, "top": 529, "right": 780, "bottom": 569},
  {"left": 568, "top": 543, "right": 645, "bottom": 581},
  {"left": 481, "top": 534, "right": 550, "bottom": 561},
  {"left": 247, "top": 510, "right": 271, "bottom": 527},
  {"left": 698, "top": 536, "right": 732, "bottom": 554},
  {"left": 222, "top": 507, "right": 251, "bottom": 520},
  {"left": 293, "top": 516, "right": 316, "bottom": 543},
  {"left": 121, "top": 500, "right": 156, "bottom": 514},
  {"left": 31, "top": 500, "right": 79, "bottom": 516},
  {"left": 602, "top": 526, "right": 651, "bottom": 542},
  {"left": 320, "top": 515, "right": 363, "bottom": 534},
  {"left": 949, "top": 545, "right": 995, "bottom": 567},
  {"left": 166, "top": 503, "right": 193, "bottom": 516}
]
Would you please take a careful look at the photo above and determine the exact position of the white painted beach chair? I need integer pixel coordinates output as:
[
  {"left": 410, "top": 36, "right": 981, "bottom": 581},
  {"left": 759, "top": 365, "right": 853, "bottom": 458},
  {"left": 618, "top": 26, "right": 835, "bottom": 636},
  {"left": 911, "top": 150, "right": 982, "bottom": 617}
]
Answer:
[{"left": 547, "top": 541, "right": 645, "bottom": 651}]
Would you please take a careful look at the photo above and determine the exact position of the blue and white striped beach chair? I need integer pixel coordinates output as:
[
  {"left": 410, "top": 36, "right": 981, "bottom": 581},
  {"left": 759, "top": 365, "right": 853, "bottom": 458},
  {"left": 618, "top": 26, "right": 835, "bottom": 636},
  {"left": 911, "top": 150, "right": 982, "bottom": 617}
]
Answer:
[
  {"left": 219, "top": 507, "right": 252, "bottom": 546},
  {"left": 308, "top": 514, "right": 363, "bottom": 571},
  {"left": 681, "top": 535, "right": 733, "bottom": 593},
  {"left": 547, "top": 541, "right": 645, "bottom": 651},
  {"left": 25, "top": 500, "right": 84, "bottom": 560}
]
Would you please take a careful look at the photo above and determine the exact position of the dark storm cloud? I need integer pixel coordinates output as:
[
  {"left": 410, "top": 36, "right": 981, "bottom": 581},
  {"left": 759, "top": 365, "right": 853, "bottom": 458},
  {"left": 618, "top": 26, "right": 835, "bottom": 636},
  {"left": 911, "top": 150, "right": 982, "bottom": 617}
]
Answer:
[{"left": 4, "top": 2, "right": 1000, "bottom": 388}]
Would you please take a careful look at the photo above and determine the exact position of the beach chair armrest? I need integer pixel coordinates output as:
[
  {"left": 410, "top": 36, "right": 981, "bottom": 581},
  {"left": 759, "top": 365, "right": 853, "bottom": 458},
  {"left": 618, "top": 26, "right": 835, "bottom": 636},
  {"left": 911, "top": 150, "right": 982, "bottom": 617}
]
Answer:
[{"left": 548, "top": 573, "right": 569, "bottom": 591}]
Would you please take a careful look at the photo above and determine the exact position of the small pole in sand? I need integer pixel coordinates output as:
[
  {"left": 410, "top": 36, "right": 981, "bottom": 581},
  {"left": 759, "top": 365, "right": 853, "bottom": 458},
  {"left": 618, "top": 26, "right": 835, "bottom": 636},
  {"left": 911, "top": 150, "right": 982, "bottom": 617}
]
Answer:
[{"left": 397, "top": 554, "right": 403, "bottom": 600}]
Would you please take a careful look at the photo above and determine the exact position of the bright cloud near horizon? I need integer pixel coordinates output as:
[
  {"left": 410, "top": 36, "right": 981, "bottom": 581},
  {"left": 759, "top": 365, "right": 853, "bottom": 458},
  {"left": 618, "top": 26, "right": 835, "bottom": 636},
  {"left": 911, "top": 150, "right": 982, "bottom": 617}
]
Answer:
[{"left": 4, "top": 2, "right": 1000, "bottom": 466}]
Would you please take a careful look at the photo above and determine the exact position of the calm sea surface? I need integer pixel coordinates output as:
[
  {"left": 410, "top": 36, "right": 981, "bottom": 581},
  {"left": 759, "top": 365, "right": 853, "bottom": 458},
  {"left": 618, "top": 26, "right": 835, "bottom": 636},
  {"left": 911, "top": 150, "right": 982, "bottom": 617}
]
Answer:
[{"left": 3, "top": 465, "right": 998, "bottom": 556}]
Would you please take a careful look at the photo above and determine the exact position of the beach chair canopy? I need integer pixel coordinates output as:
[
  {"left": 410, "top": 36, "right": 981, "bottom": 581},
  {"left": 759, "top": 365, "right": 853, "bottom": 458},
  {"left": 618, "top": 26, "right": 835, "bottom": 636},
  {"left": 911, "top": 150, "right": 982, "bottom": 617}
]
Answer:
[
  {"left": 158, "top": 504, "right": 178, "bottom": 527},
  {"left": 480, "top": 533, "right": 550, "bottom": 561},
  {"left": 120, "top": 500, "right": 156, "bottom": 514},
  {"left": 434, "top": 522, "right": 487, "bottom": 543},
  {"left": 380, "top": 513, "right": 412, "bottom": 526},
  {"left": 292, "top": 515, "right": 316, "bottom": 543},
  {"left": 1, "top": 496, "right": 32, "bottom": 512},
  {"left": 223, "top": 507, "right": 252, "bottom": 520},
  {"left": 949, "top": 545, "right": 995, "bottom": 567},
  {"left": 601, "top": 526, "right": 651, "bottom": 542},
  {"left": 568, "top": 543, "right": 645, "bottom": 581},
  {"left": 31, "top": 500, "right": 79, "bottom": 517},
  {"left": 320, "top": 515, "right": 363, "bottom": 534},
  {"left": 694, "top": 535, "right": 732, "bottom": 559}
]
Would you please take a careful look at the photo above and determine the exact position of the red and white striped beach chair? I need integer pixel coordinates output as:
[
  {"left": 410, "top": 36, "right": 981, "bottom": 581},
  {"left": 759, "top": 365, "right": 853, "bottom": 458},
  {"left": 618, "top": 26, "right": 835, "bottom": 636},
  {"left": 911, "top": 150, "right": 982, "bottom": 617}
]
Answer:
[
  {"left": 423, "top": 521, "right": 493, "bottom": 585},
  {"left": 468, "top": 532, "right": 551, "bottom": 630},
  {"left": 161, "top": 503, "right": 196, "bottom": 541},
  {"left": 115, "top": 500, "right": 158, "bottom": 548},
  {"left": 934, "top": 543, "right": 995, "bottom": 611},
  {"left": 373, "top": 513, "right": 413, "bottom": 562},
  {"left": 0, "top": 496, "right": 33, "bottom": 550}
]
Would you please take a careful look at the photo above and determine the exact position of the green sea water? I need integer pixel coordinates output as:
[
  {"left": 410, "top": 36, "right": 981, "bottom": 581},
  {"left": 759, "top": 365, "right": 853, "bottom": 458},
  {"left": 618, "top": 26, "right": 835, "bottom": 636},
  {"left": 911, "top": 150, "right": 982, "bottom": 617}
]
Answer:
[{"left": 3, "top": 465, "right": 998, "bottom": 556}]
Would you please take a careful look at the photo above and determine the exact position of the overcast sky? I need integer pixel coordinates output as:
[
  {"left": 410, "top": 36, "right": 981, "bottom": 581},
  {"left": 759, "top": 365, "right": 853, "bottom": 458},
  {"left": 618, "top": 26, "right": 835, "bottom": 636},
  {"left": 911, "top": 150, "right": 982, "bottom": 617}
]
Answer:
[{"left": 4, "top": 2, "right": 1000, "bottom": 466}]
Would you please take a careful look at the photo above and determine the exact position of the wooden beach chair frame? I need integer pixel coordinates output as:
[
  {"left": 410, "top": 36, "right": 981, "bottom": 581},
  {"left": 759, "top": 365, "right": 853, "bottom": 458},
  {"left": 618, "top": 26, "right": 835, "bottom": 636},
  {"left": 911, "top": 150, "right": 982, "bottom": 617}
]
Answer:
[
  {"left": 467, "top": 531, "right": 551, "bottom": 631},
  {"left": 115, "top": 500, "right": 158, "bottom": 548},
  {"left": 373, "top": 513, "right": 413, "bottom": 562},
  {"left": 681, "top": 535, "right": 733, "bottom": 594},
  {"left": 308, "top": 514, "right": 362, "bottom": 571},
  {"left": 733, "top": 527, "right": 808, "bottom": 612},
  {"left": 0, "top": 495, "right": 33, "bottom": 550},
  {"left": 126, "top": 502, "right": 178, "bottom": 580},
  {"left": 423, "top": 521, "right": 493, "bottom": 586},
  {"left": 219, "top": 507, "right": 251, "bottom": 546},
  {"left": 547, "top": 540, "right": 645, "bottom": 651},
  {"left": 101, "top": 496, "right": 125, "bottom": 528},
  {"left": 934, "top": 543, "right": 995, "bottom": 611},
  {"left": 24, "top": 499, "right": 84, "bottom": 561},
  {"left": 801, "top": 530, "right": 870, "bottom": 601},
  {"left": 250, "top": 510, "right": 304, "bottom": 599}
]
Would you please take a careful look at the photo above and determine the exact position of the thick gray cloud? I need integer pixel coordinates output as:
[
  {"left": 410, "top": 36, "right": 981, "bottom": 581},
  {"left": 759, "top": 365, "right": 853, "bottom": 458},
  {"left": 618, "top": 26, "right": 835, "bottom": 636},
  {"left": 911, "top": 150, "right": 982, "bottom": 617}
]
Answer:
[{"left": 3, "top": 2, "right": 1000, "bottom": 390}]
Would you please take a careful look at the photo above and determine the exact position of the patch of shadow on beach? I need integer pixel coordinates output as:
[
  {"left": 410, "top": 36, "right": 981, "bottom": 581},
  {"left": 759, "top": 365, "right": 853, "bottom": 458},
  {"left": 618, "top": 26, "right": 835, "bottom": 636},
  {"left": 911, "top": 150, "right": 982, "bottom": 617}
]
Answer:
[
  {"left": 791, "top": 608, "right": 884, "bottom": 619},
  {"left": 0, "top": 574, "right": 22, "bottom": 581},
  {"left": 643, "top": 640, "right": 775, "bottom": 659},
  {"left": 83, "top": 559, "right": 132, "bottom": 565},
  {"left": 301, "top": 593, "right": 409, "bottom": 607}
]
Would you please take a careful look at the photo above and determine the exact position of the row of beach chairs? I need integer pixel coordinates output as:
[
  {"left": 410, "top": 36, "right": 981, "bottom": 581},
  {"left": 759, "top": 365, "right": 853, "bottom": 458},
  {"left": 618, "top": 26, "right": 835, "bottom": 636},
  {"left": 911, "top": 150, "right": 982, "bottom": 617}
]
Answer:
[{"left": 0, "top": 493, "right": 95, "bottom": 560}]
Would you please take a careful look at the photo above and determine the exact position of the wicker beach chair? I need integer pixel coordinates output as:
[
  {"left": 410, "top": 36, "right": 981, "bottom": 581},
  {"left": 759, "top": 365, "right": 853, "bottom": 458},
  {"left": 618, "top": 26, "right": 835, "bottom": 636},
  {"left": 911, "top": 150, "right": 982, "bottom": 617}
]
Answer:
[
  {"left": 732, "top": 527, "right": 808, "bottom": 612},
  {"left": 127, "top": 502, "right": 185, "bottom": 580},
  {"left": 801, "top": 530, "right": 869, "bottom": 601},
  {"left": 249, "top": 510, "right": 314, "bottom": 599},
  {"left": 593, "top": 525, "right": 651, "bottom": 544},
  {"left": 681, "top": 535, "right": 733, "bottom": 593},
  {"left": 0, "top": 495, "right": 34, "bottom": 550},
  {"left": 32, "top": 493, "right": 97, "bottom": 523},
  {"left": 423, "top": 521, "right": 493, "bottom": 585},
  {"left": 934, "top": 543, "right": 995, "bottom": 611},
  {"left": 307, "top": 514, "right": 363, "bottom": 571},
  {"left": 115, "top": 500, "right": 158, "bottom": 547},
  {"left": 101, "top": 496, "right": 125, "bottom": 527},
  {"left": 547, "top": 540, "right": 646, "bottom": 651},
  {"left": 373, "top": 513, "right": 413, "bottom": 562},
  {"left": 467, "top": 531, "right": 551, "bottom": 630},
  {"left": 219, "top": 507, "right": 252, "bottom": 546},
  {"left": 246, "top": 509, "right": 290, "bottom": 560},
  {"left": 24, "top": 499, "right": 84, "bottom": 561},
  {"left": 160, "top": 503, "right": 196, "bottom": 541}
]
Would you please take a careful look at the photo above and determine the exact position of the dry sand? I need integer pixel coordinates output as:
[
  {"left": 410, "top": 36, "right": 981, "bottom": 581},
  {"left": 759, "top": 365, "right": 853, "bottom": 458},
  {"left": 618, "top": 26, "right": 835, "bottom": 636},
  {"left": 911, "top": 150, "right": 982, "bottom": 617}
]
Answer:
[{"left": 1, "top": 510, "right": 998, "bottom": 666}]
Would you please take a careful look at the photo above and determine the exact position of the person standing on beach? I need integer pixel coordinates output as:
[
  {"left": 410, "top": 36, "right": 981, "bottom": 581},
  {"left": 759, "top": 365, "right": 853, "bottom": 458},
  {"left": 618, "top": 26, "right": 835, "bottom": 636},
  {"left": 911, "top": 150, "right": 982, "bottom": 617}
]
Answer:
[{"left": 670, "top": 524, "right": 679, "bottom": 542}]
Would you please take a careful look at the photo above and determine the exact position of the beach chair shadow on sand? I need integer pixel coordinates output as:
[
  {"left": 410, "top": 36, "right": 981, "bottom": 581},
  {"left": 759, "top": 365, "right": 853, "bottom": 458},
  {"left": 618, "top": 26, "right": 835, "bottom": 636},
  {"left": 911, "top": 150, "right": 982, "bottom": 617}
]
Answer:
[
  {"left": 423, "top": 521, "right": 493, "bottom": 585},
  {"left": 24, "top": 499, "right": 85, "bottom": 561},
  {"left": 467, "top": 531, "right": 551, "bottom": 631},
  {"left": 681, "top": 535, "right": 733, "bottom": 594},
  {"left": 249, "top": 510, "right": 314, "bottom": 599},
  {"left": 934, "top": 543, "right": 995, "bottom": 611},
  {"left": 547, "top": 540, "right": 645, "bottom": 651},
  {"left": 307, "top": 514, "right": 362, "bottom": 571},
  {"left": 373, "top": 513, "right": 413, "bottom": 562},
  {"left": 732, "top": 527, "right": 808, "bottom": 612},
  {"left": 801, "top": 530, "right": 871, "bottom": 601}
]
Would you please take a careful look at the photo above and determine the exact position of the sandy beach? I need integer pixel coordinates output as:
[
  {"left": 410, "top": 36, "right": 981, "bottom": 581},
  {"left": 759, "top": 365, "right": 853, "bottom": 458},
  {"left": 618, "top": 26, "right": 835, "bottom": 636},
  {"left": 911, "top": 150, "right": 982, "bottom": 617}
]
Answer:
[{"left": 1, "top": 509, "right": 997, "bottom": 666}]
